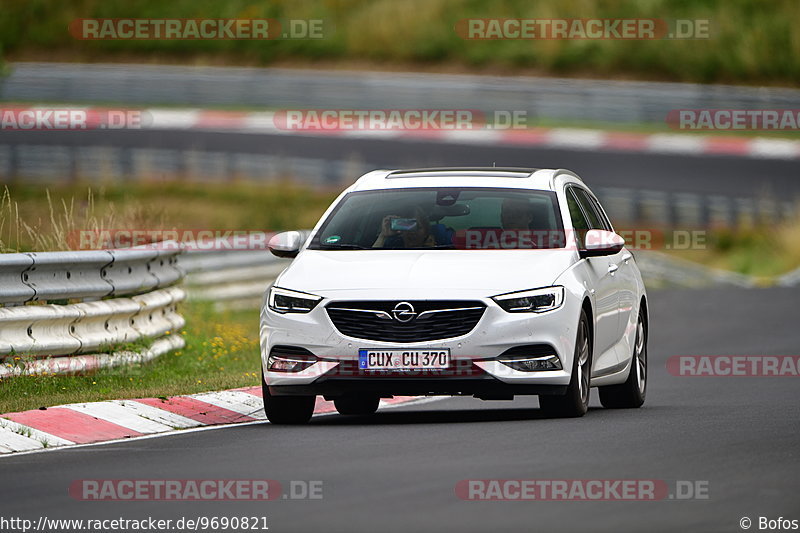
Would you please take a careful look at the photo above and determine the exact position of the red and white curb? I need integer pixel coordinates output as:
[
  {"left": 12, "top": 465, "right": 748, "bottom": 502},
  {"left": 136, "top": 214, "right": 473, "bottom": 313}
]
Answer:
[
  {"left": 152, "top": 109, "right": 800, "bottom": 160},
  {"left": 0, "top": 388, "right": 425, "bottom": 455},
  {"left": 5, "top": 106, "right": 800, "bottom": 160}
]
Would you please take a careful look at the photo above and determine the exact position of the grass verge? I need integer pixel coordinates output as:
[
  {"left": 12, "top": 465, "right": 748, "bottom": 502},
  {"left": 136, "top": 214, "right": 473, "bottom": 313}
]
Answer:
[
  {"left": 1, "top": 181, "right": 338, "bottom": 252},
  {"left": 0, "top": 301, "right": 262, "bottom": 414},
  {"left": 666, "top": 222, "right": 800, "bottom": 280}
]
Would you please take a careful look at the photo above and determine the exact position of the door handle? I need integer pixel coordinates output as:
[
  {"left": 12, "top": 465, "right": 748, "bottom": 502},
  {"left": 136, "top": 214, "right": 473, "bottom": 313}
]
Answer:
[
  {"left": 608, "top": 263, "right": 619, "bottom": 274},
  {"left": 622, "top": 252, "right": 632, "bottom": 263}
]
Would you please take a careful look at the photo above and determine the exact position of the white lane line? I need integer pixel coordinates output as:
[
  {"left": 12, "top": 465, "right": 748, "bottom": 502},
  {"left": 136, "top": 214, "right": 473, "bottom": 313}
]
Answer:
[
  {"left": 0, "top": 426, "right": 46, "bottom": 453},
  {"left": 64, "top": 402, "right": 176, "bottom": 434},
  {"left": 189, "top": 390, "right": 267, "bottom": 420},
  {"left": 0, "top": 418, "right": 74, "bottom": 447}
]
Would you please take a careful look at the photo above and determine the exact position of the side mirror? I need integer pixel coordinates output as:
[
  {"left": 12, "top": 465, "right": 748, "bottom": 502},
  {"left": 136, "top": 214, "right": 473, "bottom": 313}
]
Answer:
[
  {"left": 579, "top": 229, "right": 625, "bottom": 258},
  {"left": 268, "top": 231, "right": 304, "bottom": 258}
]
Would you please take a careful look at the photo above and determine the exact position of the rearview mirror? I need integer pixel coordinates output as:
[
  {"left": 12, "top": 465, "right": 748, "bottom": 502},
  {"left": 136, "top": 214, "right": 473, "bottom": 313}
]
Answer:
[
  {"left": 268, "top": 231, "right": 305, "bottom": 258},
  {"left": 579, "top": 229, "right": 625, "bottom": 258}
]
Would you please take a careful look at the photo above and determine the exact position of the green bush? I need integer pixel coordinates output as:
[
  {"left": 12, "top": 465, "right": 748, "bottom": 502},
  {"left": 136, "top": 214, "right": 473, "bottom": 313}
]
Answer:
[{"left": 1, "top": 0, "right": 797, "bottom": 85}]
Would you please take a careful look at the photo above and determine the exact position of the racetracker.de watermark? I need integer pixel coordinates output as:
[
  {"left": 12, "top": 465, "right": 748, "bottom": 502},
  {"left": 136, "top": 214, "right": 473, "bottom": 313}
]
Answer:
[
  {"left": 0, "top": 108, "right": 149, "bottom": 131},
  {"left": 69, "top": 228, "right": 707, "bottom": 251},
  {"left": 68, "top": 479, "right": 323, "bottom": 501},
  {"left": 272, "top": 109, "right": 552, "bottom": 131},
  {"left": 69, "top": 18, "right": 325, "bottom": 40},
  {"left": 274, "top": 109, "right": 484, "bottom": 131},
  {"left": 68, "top": 229, "right": 276, "bottom": 251},
  {"left": 667, "top": 109, "right": 800, "bottom": 131},
  {"left": 455, "top": 479, "right": 709, "bottom": 500},
  {"left": 455, "top": 18, "right": 710, "bottom": 40},
  {"left": 666, "top": 355, "right": 800, "bottom": 377}
]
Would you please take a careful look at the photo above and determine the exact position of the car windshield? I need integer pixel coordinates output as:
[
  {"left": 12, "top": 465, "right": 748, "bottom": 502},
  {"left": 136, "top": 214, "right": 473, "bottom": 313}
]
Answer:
[{"left": 309, "top": 187, "right": 565, "bottom": 250}]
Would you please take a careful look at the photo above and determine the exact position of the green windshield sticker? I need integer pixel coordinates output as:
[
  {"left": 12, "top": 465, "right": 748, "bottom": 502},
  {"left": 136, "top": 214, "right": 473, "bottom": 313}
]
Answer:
[{"left": 325, "top": 235, "right": 342, "bottom": 244}]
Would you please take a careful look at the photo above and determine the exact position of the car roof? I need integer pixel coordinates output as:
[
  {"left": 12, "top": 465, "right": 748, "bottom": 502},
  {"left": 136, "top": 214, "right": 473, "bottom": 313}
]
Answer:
[{"left": 349, "top": 167, "right": 585, "bottom": 192}]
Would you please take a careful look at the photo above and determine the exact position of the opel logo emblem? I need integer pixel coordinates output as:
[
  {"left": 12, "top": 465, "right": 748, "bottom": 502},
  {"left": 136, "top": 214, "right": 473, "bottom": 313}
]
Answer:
[{"left": 392, "top": 302, "right": 417, "bottom": 323}]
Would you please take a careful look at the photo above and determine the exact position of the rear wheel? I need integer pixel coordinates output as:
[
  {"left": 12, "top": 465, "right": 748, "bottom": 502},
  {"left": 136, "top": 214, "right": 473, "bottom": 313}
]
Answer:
[
  {"left": 539, "top": 309, "right": 591, "bottom": 418},
  {"left": 599, "top": 308, "right": 647, "bottom": 409},
  {"left": 261, "top": 371, "right": 315, "bottom": 424},
  {"left": 334, "top": 395, "right": 380, "bottom": 416}
]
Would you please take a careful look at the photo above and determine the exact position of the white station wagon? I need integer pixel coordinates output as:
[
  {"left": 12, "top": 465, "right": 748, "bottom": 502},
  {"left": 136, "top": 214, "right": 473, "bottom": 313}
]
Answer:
[{"left": 260, "top": 168, "right": 648, "bottom": 423}]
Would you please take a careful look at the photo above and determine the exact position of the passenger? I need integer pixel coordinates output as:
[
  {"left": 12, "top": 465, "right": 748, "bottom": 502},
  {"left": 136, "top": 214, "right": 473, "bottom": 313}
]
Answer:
[{"left": 374, "top": 206, "right": 436, "bottom": 248}]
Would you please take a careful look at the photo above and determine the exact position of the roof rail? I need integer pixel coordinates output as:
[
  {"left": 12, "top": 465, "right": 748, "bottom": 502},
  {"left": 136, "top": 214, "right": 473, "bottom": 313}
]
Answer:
[
  {"left": 385, "top": 167, "right": 540, "bottom": 178},
  {"left": 549, "top": 169, "right": 584, "bottom": 189}
]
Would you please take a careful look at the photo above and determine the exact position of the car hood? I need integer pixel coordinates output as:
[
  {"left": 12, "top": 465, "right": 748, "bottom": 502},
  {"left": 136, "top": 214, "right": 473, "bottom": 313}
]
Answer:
[{"left": 276, "top": 249, "right": 576, "bottom": 295}]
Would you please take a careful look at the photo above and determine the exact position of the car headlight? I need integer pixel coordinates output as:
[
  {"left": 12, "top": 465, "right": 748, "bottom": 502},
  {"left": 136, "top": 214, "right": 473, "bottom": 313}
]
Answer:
[
  {"left": 268, "top": 286, "right": 322, "bottom": 314},
  {"left": 492, "top": 286, "right": 565, "bottom": 313}
]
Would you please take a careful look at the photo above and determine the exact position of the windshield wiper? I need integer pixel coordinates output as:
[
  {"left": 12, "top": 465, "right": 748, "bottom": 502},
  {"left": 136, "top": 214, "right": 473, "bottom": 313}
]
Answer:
[
  {"left": 403, "top": 244, "right": 457, "bottom": 249},
  {"left": 317, "top": 243, "right": 370, "bottom": 250}
]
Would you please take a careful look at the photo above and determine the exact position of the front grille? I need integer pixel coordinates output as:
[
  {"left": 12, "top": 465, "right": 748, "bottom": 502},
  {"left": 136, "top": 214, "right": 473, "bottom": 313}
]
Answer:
[
  {"left": 324, "top": 359, "right": 486, "bottom": 378},
  {"left": 326, "top": 300, "right": 486, "bottom": 342}
]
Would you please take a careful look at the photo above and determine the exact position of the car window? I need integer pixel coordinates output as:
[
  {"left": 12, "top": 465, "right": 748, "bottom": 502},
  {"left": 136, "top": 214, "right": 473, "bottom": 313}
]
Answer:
[
  {"left": 309, "top": 187, "right": 565, "bottom": 250},
  {"left": 566, "top": 188, "right": 590, "bottom": 231},
  {"left": 573, "top": 188, "right": 607, "bottom": 231},
  {"left": 580, "top": 189, "right": 613, "bottom": 231},
  {"left": 565, "top": 188, "right": 591, "bottom": 248},
  {"left": 585, "top": 193, "right": 613, "bottom": 231}
]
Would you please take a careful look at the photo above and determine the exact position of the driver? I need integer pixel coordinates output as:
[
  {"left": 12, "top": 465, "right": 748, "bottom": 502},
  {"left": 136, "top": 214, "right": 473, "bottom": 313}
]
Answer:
[
  {"left": 373, "top": 206, "right": 435, "bottom": 248},
  {"left": 500, "top": 198, "right": 534, "bottom": 229}
]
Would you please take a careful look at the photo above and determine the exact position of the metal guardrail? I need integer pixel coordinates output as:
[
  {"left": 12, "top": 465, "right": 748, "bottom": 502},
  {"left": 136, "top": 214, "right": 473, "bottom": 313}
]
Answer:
[
  {"left": 177, "top": 231, "right": 786, "bottom": 308},
  {"left": 178, "top": 234, "right": 293, "bottom": 310},
  {"left": 0, "top": 245, "right": 183, "bottom": 305},
  {"left": 0, "top": 287, "right": 185, "bottom": 357},
  {"left": 1, "top": 145, "right": 795, "bottom": 228},
  {"left": 777, "top": 266, "right": 800, "bottom": 287},
  {"left": 0, "top": 336, "right": 183, "bottom": 379},
  {"left": 634, "top": 252, "right": 757, "bottom": 289},
  {"left": 0, "top": 244, "right": 185, "bottom": 377},
  {"left": 4, "top": 62, "right": 800, "bottom": 125}
]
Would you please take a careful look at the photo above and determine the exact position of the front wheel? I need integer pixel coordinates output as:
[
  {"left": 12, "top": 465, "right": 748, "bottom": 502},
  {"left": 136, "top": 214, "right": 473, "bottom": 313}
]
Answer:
[
  {"left": 539, "top": 309, "right": 591, "bottom": 418},
  {"left": 599, "top": 307, "right": 647, "bottom": 409},
  {"left": 261, "top": 372, "right": 316, "bottom": 424}
]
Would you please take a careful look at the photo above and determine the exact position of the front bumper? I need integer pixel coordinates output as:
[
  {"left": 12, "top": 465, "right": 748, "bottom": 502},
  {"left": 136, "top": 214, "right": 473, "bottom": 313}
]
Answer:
[{"left": 260, "top": 288, "right": 580, "bottom": 396}]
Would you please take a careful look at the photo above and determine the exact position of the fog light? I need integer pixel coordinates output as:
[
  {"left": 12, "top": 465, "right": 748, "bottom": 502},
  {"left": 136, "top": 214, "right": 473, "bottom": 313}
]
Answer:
[
  {"left": 267, "top": 354, "right": 317, "bottom": 372},
  {"left": 499, "top": 354, "right": 562, "bottom": 372}
]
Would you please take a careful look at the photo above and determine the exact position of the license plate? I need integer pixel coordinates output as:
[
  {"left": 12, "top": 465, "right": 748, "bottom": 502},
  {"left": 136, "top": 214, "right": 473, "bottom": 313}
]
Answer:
[{"left": 358, "top": 349, "right": 450, "bottom": 370}]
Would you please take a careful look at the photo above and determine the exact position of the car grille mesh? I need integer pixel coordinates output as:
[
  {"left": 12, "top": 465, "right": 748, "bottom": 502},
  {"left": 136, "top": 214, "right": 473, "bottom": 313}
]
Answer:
[{"left": 326, "top": 300, "right": 486, "bottom": 342}]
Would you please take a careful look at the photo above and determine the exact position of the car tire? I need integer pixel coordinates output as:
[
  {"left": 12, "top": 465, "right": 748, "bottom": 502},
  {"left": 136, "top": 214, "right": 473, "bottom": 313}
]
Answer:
[
  {"left": 334, "top": 395, "right": 380, "bottom": 416},
  {"left": 599, "top": 307, "right": 647, "bottom": 409},
  {"left": 261, "top": 371, "right": 316, "bottom": 424},
  {"left": 539, "top": 309, "right": 591, "bottom": 418}
]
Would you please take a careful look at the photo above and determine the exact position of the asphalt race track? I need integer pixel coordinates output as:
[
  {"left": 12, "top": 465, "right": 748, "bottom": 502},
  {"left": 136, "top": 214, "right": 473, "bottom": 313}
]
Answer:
[
  {"left": 4, "top": 128, "right": 800, "bottom": 198},
  {"left": 2, "top": 287, "right": 798, "bottom": 532}
]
